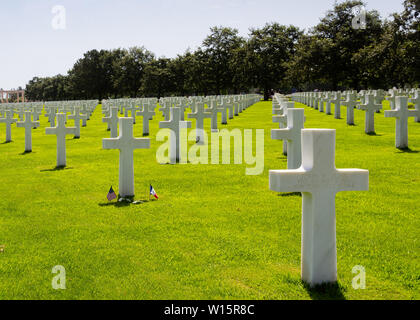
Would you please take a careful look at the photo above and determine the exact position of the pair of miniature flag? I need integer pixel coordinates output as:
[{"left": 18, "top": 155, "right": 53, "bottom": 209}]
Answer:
[{"left": 107, "top": 185, "right": 159, "bottom": 201}]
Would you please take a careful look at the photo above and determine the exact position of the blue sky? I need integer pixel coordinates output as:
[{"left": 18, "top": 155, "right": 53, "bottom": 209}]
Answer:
[{"left": 0, "top": 0, "right": 404, "bottom": 89}]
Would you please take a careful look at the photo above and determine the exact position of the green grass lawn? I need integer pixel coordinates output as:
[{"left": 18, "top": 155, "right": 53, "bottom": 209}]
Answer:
[{"left": 0, "top": 99, "right": 419, "bottom": 300}]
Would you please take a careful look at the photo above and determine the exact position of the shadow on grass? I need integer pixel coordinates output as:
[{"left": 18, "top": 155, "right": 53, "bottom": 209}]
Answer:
[
  {"left": 20, "top": 151, "right": 34, "bottom": 155},
  {"left": 1, "top": 141, "right": 12, "bottom": 144},
  {"left": 279, "top": 192, "right": 302, "bottom": 197},
  {"left": 40, "top": 166, "right": 74, "bottom": 172},
  {"left": 366, "top": 132, "right": 382, "bottom": 136},
  {"left": 98, "top": 201, "right": 131, "bottom": 208},
  {"left": 99, "top": 198, "right": 153, "bottom": 207},
  {"left": 303, "top": 281, "right": 346, "bottom": 300},
  {"left": 396, "top": 147, "right": 419, "bottom": 154}
]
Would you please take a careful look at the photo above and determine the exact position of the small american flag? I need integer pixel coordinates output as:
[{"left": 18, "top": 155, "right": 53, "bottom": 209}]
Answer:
[{"left": 107, "top": 186, "right": 117, "bottom": 201}]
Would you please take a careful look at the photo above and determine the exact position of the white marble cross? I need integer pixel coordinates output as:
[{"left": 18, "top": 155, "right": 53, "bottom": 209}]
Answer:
[
  {"left": 159, "top": 103, "right": 171, "bottom": 121},
  {"left": 409, "top": 91, "right": 420, "bottom": 123},
  {"left": 102, "top": 107, "right": 119, "bottom": 138},
  {"left": 17, "top": 111, "right": 40, "bottom": 152},
  {"left": 319, "top": 93, "right": 327, "bottom": 113},
  {"left": 329, "top": 92, "right": 342, "bottom": 119},
  {"left": 45, "top": 107, "right": 57, "bottom": 127},
  {"left": 68, "top": 107, "right": 87, "bottom": 139},
  {"left": 272, "top": 109, "right": 305, "bottom": 169},
  {"left": 32, "top": 106, "right": 42, "bottom": 122},
  {"left": 125, "top": 102, "right": 137, "bottom": 124},
  {"left": 188, "top": 102, "right": 211, "bottom": 144},
  {"left": 208, "top": 102, "right": 223, "bottom": 132},
  {"left": 224, "top": 98, "right": 234, "bottom": 120},
  {"left": 233, "top": 97, "right": 240, "bottom": 116},
  {"left": 45, "top": 113, "right": 77, "bottom": 167},
  {"left": 159, "top": 107, "right": 191, "bottom": 163},
  {"left": 384, "top": 96, "right": 420, "bottom": 149},
  {"left": 273, "top": 101, "right": 295, "bottom": 156},
  {"left": 136, "top": 105, "right": 155, "bottom": 136},
  {"left": 386, "top": 90, "right": 397, "bottom": 110},
  {"left": 357, "top": 94, "right": 382, "bottom": 134},
  {"left": 0, "top": 110, "right": 17, "bottom": 142},
  {"left": 80, "top": 105, "right": 89, "bottom": 126},
  {"left": 340, "top": 93, "right": 358, "bottom": 125},
  {"left": 103, "top": 118, "right": 150, "bottom": 198},
  {"left": 325, "top": 93, "right": 332, "bottom": 115},
  {"left": 269, "top": 129, "right": 369, "bottom": 286}
]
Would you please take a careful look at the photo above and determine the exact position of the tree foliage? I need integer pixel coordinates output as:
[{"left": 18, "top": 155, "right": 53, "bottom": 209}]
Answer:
[{"left": 25, "top": 1, "right": 419, "bottom": 101}]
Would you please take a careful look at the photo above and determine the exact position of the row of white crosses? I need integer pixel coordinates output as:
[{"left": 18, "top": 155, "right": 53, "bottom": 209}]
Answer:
[
  {"left": 270, "top": 94, "right": 369, "bottom": 287},
  {"left": 102, "top": 98, "right": 158, "bottom": 137},
  {"left": 44, "top": 100, "right": 98, "bottom": 167},
  {"left": 0, "top": 100, "right": 98, "bottom": 166},
  {"left": 0, "top": 102, "right": 44, "bottom": 146},
  {"left": 101, "top": 94, "right": 262, "bottom": 197},
  {"left": 102, "top": 94, "right": 260, "bottom": 162},
  {"left": 43, "top": 100, "right": 97, "bottom": 166},
  {"left": 292, "top": 88, "right": 420, "bottom": 148}
]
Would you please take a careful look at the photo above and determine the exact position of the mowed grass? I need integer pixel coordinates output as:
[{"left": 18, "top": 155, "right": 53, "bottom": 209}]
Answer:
[{"left": 0, "top": 99, "right": 419, "bottom": 300}]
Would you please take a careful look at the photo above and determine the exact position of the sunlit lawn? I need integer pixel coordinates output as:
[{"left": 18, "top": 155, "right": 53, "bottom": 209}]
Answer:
[{"left": 0, "top": 98, "right": 418, "bottom": 299}]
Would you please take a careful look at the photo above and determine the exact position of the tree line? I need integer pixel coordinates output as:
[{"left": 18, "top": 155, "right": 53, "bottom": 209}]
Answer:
[{"left": 25, "top": 0, "right": 419, "bottom": 102}]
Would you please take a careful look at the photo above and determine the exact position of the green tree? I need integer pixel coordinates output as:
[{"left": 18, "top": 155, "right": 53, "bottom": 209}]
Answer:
[
  {"left": 248, "top": 23, "right": 303, "bottom": 99},
  {"left": 141, "top": 58, "right": 173, "bottom": 98},
  {"left": 202, "top": 26, "right": 244, "bottom": 95},
  {"left": 113, "top": 47, "right": 154, "bottom": 97}
]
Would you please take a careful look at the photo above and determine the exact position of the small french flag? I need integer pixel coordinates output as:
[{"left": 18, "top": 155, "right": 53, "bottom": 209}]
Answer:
[{"left": 150, "top": 185, "right": 159, "bottom": 199}]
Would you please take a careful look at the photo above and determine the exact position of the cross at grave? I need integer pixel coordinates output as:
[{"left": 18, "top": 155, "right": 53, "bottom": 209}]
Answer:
[
  {"left": 125, "top": 102, "right": 138, "bottom": 124},
  {"left": 45, "top": 113, "right": 77, "bottom": 167},
  {"left": 218, "top": 101, "right": 229, "bottom": 125},
  {"left": 273, "top": 101, "right": 295, "bottom": 156},
  {"left": 68, "top": 107, "right": 87, "bottom": 139},
  {"left": 102, "top": 107, "right": 119, "bottom": 138},
  {"left": 0, "top": 110, "right": 17, "bottom": 142},
  {"left": 384, "top": 96, "right": 420, "bottom": 149},
  {"left": 159, "top": 107, "right": 191, "bottom": 163},
  {"left": 340, "top": 93, "right": 358, "bottom": 125},
  {"left": 271, "top": 109, "right": 305, "bottom": 169},
  {"left": 159, "top": 103, "right": 171, "bottom": 121},
  {"left": 103, "top": 118, "right": 150, "bottom": 198},
  {"left": 330, "top": 92, "right": 342, "bottom": 119},
  {"left": 178, "top": 104, "right": 188, "bottom": 121},
  {"left": 45, "top": 108, "right": 57, "bottom": 127},
  {"left": 409, "top": 91, "right": 420, "bottom": 123},
  {"left": 102, "top": 107, "right": 111, "bottom": 130},
  {"left": 314, "top": 93, "right": 320, "bottom": 110},
  {"left": 269, "top": 129, "right": 369, "bottom": 286},
  {"left": 386, "top": 91, "right": 397, "bottom": 110},
  {"left": 233, "top": 98, "right": 240, "bottom": 116},
  {"left": 32, "top": 107, "right": 42, "bottom": 122},
  {"left": 238, "top": 98, "right": 244, "bottom": 113},
  {"left": 188, "top": 100, "right": 197, "bottom": 114},
  {"left": 80, "top": 105, "right": 89, "bottom": 126},
  {"left": 207, "top": 102, "right": 223, "bottom": 132},
  {"left": 319, "top": 93, "right": 327, "bottom": 113},
  {"left": 374, "top": 90, "right": 385, "bottom": 113},
  {"left": 357, "top": 94, "right": 382, "bottom": 134},
  {"left": 17, "top": 107, "right": 25, "bottom": 121},
  {"left": 225, "top": 98, "right": 234, "bottom": 119},
  {"left": 325, "top": 93, "right": 332, "bottom": 115},
  {"left": 188, "top": 102, "right": 212, "bottom": 144},
  {"left": 17, "top": 111, "right": 40, "bottom": 152},
  {"left": 136, "top": 105, "right": 155, "bottom": 136}
]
